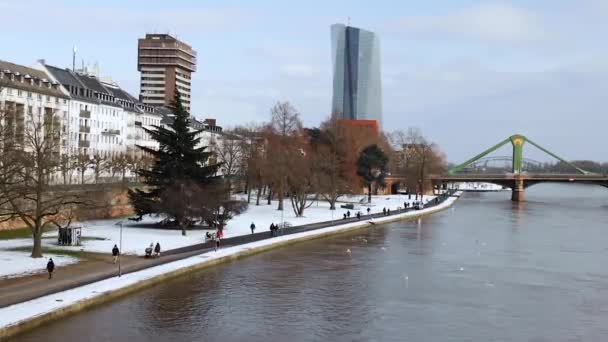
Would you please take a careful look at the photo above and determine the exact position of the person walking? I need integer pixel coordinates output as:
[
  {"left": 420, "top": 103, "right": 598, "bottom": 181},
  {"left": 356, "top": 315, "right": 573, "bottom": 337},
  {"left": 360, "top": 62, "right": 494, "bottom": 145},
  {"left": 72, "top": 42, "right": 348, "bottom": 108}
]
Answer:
[
  {"left": 367, "top": 207, "right": 371, "bottom": 216},
  {"left": 269, "top": 223, "right": 275, "bottom": 237},
  {"left": 382, "top": 207, "right": 387, "bottom": 216},
  {"left": 356, "top": 212, "right": 361, "bottom": 220},
  {"left": 347, "top": 210, "right": 351, "bottom": 218},
  {"left": 46, "top": 258, "right": 55, "bottom": 280},
  {"left": 250, "top": 222, "right": 256, "bottom": 234},
  {"left": 154, "top": 242, "right": 161, "bottom": 257},
  {"left": 112, "top": 244, "right": 120, "bottom": 264},
  {"left": 214, "top": 235, "right": 221, "bottom": 251}
]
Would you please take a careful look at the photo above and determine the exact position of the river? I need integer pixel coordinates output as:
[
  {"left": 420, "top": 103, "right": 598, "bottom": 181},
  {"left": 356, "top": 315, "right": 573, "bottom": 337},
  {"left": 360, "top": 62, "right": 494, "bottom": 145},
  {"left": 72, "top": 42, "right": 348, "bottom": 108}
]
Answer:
[{"left": 12, "top": 184, "right": 608, "bottom": 341}]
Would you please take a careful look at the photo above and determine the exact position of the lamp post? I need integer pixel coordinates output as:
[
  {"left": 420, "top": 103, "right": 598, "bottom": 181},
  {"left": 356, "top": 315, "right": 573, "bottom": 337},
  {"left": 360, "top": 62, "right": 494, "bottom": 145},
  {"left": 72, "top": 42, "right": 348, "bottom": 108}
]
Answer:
[{"left": 115, "top": 221, "right": 123, "bottom": 277}]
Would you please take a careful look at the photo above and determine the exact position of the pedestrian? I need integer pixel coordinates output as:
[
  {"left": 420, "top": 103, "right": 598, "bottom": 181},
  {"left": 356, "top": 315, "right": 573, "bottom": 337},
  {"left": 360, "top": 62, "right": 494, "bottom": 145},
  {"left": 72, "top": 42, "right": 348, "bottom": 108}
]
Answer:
[
  {"left": 347, "top": 210, "right": 351, "bottom": 218},
  {"left": 387, "top": 208, "right": 391, "bottom": 215},
  {"left": 269, "top": 223, "right": 275, "bottom": 237},
  {"left": 217, "top": 224, "right": 224, "bottom": 239},
  {"left": 404, "top": 202, "right": 407, "bottom": 209},
  {"left": 356, "top": 212, "right": 361, "bottom": 220},
  {"left": 343, "top": 213, "right": 347, "bottom": 219},
  {"left": 112, "top": 244, "right": 120, "bottom": 264},
  {"left": 367, "top": 207, "right": 371, "bottom": 215},
  {"left": 214, "top": 235, "right": 221, "bottom": 251},
  {"left": 382, "top": 207, "right": 387, "bottom": 216},
  {"left": 250, "top": 222, "right": 256, "bottom": 234},
  {"left": 154, "top": 242, "right": 161, "bottom": 257},
  {"left": 46, "top": 258, "right": 55, "bottom": 280}
]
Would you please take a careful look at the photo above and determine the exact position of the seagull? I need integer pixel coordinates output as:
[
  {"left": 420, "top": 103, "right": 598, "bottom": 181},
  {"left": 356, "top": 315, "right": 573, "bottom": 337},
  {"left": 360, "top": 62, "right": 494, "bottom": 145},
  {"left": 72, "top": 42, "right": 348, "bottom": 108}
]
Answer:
[{"left": 346, "top": 248, "right": 351, "bottom": 254}]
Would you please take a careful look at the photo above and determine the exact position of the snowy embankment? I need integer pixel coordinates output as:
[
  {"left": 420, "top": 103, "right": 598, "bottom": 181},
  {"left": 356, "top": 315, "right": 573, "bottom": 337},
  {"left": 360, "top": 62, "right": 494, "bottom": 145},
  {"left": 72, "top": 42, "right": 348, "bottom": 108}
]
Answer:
[
  {"left": 0, "top": 194, "right": 431, "bottom": 278},
  {"left": 455, "top": 182, "right": 508, "bottom": 191},
  {"left": 0, "top": 192, "right": 461, "bottom": 337}
]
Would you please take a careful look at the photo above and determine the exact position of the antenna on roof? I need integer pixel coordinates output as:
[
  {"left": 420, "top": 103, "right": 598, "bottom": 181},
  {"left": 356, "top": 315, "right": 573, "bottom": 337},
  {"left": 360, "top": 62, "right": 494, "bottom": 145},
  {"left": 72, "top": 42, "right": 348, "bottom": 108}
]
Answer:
[{"left": 72, "top": 45, "right": 77, "bottom": 72}]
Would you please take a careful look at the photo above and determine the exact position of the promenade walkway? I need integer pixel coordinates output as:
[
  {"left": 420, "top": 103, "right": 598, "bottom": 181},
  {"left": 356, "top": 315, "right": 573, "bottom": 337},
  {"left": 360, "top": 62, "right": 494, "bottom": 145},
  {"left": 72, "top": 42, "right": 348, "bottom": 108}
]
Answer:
[{"left": 0, "top": 192, "right": 456, "bottom": 308}]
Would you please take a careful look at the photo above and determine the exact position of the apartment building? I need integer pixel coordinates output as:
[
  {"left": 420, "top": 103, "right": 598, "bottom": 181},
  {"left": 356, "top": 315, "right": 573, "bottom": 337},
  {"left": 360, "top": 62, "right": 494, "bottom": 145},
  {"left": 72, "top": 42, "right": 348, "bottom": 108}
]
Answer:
[
  {"left": 0, "top": 59, "right": 70, "bottom": 152},
  {"left": 138, "top": 34, "right": 196, "bottom": 112}
]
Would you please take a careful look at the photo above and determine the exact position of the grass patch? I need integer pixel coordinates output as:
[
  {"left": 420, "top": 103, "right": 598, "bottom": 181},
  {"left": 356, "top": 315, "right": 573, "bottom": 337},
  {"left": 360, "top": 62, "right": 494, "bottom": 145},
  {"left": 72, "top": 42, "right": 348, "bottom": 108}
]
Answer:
[{"left": 0, "top": 227, "right": 55, "bottom": 240}]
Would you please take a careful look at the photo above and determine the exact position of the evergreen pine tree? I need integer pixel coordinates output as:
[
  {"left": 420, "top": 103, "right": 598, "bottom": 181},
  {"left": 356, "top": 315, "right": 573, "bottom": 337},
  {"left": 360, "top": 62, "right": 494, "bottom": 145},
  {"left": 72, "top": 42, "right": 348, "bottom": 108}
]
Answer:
[
  {"left": 129, "top": 92, "right": 221, "bottom": 235},
  {"left": 357, "top": 144, "right": 389, "bottom": 203}
]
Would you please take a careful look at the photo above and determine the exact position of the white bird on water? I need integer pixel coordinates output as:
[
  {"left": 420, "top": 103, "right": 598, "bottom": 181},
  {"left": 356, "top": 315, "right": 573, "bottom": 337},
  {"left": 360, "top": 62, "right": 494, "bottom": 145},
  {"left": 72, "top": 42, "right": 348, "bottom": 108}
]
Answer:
[
  {"left": 459, "top": 267, "right": 465, "bottom": 272},
  {"left": 346, "top": 248, "right": 351, "bottom": 255}
]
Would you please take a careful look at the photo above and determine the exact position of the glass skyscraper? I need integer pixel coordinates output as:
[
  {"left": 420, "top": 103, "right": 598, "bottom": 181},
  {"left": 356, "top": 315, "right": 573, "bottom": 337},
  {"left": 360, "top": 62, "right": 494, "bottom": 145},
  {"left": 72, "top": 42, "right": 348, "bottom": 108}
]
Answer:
[{"left": 331, "top": 24, "right": 382, "bottom": 125}]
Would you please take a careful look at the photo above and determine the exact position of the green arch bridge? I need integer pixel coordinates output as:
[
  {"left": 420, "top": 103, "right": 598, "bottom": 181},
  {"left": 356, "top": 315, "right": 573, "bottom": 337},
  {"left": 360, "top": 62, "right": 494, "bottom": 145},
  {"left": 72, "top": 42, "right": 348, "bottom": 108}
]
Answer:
[{"left": 431, "top": 134, "right": 608, "bottom": 201}]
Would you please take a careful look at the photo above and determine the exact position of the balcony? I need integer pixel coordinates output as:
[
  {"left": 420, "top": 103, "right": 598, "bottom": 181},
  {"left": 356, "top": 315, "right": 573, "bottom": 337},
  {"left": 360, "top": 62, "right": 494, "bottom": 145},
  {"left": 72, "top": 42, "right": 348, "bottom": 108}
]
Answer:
[
  {"left": 78, "top": 140, "right": 90, "bottom": 148},
  {"left": 79, "top": 110, "right": 91, "bottom": 118},
  {"left": 102, "top": 129, "right": 120, "bottom": 135},
  {"left": 79, "top": 125, "right": 90, "bottom": 133}
]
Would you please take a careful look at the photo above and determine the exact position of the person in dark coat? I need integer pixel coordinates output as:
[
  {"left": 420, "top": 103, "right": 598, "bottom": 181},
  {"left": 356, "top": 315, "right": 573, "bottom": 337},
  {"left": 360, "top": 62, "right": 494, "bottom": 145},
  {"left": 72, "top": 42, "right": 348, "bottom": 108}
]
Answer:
[
  {"left": 154, "top": 242, "right": 161, "bottom": 257},
  {"left": 250, "top": 222, "right": 256, "bottom": 234},
  {"left": 46, "top": 258, "right": 55, "bottom": 279},
  {"left": 214, "top": 235, "right": 221, "bottom": 251},
  {"left": 343, "top": 213, "right": 347, "bottom": 220},
  {"left": 112, "top": 244, "right": 120, "bottom": 264},
  {"left": 356, "top": 212, "right": 361, "bottom": 220},
  {"left": 270, "top": 223, "right": 276, "bottom": 237},
  {"left": 366, "top": 207, "right": 371, "bottom": 215},
  {"left": 346, "top": 210, "right": 351, "bottom": 218},
  {"left": 382, "top": 207, "right": 387, "bottom": 216}
]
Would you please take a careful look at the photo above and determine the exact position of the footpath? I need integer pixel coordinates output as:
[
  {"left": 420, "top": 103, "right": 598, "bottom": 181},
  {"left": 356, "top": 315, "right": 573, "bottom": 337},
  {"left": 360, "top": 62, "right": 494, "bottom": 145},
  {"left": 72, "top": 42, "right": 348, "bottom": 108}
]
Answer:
[{"left": 0, "top": 191, "right": 461, "bottom": 339}]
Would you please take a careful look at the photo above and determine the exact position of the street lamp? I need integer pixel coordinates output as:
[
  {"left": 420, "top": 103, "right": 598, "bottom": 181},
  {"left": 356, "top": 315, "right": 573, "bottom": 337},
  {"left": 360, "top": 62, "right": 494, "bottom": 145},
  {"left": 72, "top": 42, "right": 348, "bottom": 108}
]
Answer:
[{"left": 114, "top": 220, "right": 123, "bottom": 277}]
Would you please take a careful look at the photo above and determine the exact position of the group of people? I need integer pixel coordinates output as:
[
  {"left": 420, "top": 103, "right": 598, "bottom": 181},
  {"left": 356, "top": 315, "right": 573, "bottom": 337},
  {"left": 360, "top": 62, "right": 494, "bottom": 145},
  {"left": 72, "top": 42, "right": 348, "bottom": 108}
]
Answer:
[
  {"left": 269, "top": 223, "right": 280, "bottom": 237},
  {"left": 342, "top": 210, "right": 363, "bottom": 220},
  {"left": 382, "top": 207, "right": 391, "bottom": 216},
  {"left": 205, "top": 225, "right": 224, "bottom": 251},
  {"left": 144, "top": 242, "right": 162, "bottom": 258}
]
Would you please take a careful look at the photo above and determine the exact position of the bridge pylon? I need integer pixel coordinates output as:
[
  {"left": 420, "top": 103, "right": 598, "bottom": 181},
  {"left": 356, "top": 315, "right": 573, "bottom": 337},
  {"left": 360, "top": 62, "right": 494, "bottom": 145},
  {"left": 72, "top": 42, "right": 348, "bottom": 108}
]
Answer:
[{"left": 445, "top": 134, "right": 593, "bottom": 202}]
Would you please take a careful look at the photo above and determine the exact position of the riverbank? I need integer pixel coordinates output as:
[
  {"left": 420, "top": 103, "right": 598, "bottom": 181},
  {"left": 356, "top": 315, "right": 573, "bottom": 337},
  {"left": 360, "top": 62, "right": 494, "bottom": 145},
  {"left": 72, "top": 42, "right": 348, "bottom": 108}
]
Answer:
[
  {"left": 0, "top": 194, "right": 428, "bottom": 278},
  {"left": 0, "top": 192, "right": 461, "bottom": 340}
]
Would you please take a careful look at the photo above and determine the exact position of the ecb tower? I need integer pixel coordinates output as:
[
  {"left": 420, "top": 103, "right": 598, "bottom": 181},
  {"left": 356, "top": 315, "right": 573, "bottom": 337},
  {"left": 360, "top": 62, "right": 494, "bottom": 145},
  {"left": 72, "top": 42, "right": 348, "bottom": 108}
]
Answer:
[{"left": 331, "top": 24, "right": 382, "bottom": 126}]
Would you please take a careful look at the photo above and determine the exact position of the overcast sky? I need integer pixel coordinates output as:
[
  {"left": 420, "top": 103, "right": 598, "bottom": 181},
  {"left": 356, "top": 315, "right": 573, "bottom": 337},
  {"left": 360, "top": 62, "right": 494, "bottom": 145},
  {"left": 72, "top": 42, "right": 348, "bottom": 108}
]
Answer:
[{"left": 2, "top": 0, "right": 608, "bottom": 162}]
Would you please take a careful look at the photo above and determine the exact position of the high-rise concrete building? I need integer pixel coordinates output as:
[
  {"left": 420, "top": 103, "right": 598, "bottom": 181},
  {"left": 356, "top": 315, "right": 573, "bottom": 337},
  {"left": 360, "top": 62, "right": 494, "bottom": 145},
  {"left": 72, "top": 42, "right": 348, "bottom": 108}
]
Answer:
[
  {"left": 137, "top": 34, "right": 196, "bottom": 112},
  {"left": 331, "top": 24, "right": 382, "bottom": 125}
]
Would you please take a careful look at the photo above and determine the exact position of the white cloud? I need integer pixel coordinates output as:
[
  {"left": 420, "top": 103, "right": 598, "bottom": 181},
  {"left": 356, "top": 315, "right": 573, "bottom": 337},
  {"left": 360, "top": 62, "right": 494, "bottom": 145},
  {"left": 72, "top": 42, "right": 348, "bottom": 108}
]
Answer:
[{"left": 387, "top": 3, "right": 548, "bottom": 44}]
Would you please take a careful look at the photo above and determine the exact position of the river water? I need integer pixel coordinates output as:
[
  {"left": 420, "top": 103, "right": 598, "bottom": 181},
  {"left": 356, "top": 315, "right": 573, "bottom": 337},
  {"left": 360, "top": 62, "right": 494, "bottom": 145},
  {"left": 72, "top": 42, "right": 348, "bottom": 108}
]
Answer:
[{"left": 12, "top": 184, "right": 608, "bottom": 342}]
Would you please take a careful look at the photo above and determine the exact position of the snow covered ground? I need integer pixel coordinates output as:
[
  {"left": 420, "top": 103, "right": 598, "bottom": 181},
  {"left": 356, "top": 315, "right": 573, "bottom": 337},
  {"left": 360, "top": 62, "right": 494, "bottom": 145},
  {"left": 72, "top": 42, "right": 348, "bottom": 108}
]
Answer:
[
  {"left": 0, "top": 193, "right": 460, "bottom": 336},
  {"left": 454, "top": 182, "right": 508, "bottom": 191},
  {"left": 0, "top": 251, "right": 79, "bottom": 279},
  {"left": 0, "top": 194, "right": 434, "bottom": 278}
]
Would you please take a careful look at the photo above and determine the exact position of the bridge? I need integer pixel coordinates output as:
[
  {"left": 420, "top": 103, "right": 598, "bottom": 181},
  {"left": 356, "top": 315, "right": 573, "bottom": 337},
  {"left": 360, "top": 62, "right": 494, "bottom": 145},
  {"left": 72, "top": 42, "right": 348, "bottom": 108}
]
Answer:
[{"left": 432, "top": 134, "right": 608, "bottom": 201}]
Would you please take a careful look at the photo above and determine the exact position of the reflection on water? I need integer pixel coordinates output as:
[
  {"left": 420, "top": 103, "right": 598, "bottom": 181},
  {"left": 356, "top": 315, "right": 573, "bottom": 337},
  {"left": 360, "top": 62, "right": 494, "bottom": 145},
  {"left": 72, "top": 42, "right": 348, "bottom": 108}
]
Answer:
[{"left": 12, "top": 184, "right": 608, "bottom": 342}]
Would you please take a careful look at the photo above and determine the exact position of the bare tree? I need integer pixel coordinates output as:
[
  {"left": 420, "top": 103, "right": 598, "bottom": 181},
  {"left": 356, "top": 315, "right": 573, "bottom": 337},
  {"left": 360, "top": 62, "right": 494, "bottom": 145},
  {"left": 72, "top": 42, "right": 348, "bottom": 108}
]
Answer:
[
  {"left": 108, "top": 153, "right": 133, "bottom": 182},
  {"left": 216, "top": 131, "right": 243, "bottom": 190},
  {"left": 0, "top": 109, "right": 85, "bottom": 257},
  {"left": 58, "top": 154, "right": 76, "bottom": 185},
  {"left": 309, "top": 118, "right": 352, "bottom": 210},
  {"left": 73, "top": 153, "right": 92, "bottom": 184},
  {"left": 390, "top": 128, "right": 446, "bottom": 194},
  {"left": 286, "top": 141, "right": 316, "bottom": 217},
  {"left": 91, "top": 154, "right": 108, "bottom": 184},
  {"left": 267, "top": 101, "right": 302, "bottom": 211}
]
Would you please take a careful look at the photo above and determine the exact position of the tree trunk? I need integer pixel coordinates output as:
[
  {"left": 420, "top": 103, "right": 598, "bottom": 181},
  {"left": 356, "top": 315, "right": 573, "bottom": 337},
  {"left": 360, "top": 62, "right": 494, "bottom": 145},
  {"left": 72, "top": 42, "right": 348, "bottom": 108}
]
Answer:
[
  {"left": 256, "top": 187, "right": 262, "bottom": 206},
  {"left": 267, "top": 189, "right": 272, "bottom": 205},
  {"left": 368, "top": 183, "right": 372, "bottom": 203},
  {"left": 31, "top": 226, "right": 43, "bottom": 258},
  {"left": 81, "top": 171, "right": 85, "bottom": 184},
  {"left": 247, "top": 188, "right": 251, "bottom": 203}
]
